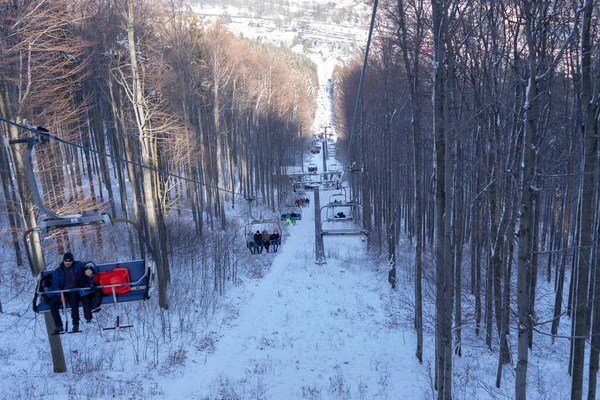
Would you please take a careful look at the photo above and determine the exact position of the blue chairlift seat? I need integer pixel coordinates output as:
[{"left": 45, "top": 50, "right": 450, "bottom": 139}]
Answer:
[
  {"left": 321, "top": 229, "right": 368, "bottom": 237},
  {"left": 281, "top": 212, "right": 302, "bottom": 221},
  {"left": 327, "top": 215, "right": 354, "bottom": 222},
  {"left": 34, "top": 259, "right": 153, "bottom": 313}
]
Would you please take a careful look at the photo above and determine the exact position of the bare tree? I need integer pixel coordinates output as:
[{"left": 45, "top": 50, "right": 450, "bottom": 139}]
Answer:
[{"left": 574, "top": 0, "right": 598, "bottom": 398}]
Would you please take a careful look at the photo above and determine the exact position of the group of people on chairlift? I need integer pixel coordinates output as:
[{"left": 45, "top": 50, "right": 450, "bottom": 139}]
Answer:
[
  {"left": 41, "top": 252, "right": 102, "bottom": 335},
  {"left": 247, "top": 229, "right": 281, "bottom": 254},
  {"left": 295, "top": 197, "right": 310, "bottom": 208}
]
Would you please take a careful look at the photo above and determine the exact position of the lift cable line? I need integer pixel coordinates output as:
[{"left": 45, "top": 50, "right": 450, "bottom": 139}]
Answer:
[
  {"left": 0, "top": 116, "right": 245, "bottom": 198},
  {"left": 348, "top": 0, "right": 378, "bottom": 164}
]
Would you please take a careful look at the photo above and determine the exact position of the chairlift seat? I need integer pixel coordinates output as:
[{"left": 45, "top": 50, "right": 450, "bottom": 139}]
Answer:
[
  {"left": 34, "top": 259, "right": 152, "bottom": 313},
  {"left": 326, "top": 216, "right": 354, "bottom": 222},
  {"left": 281, "top": 212, "right": 302, "bottom": 221},
  {"left": 321, "top": 229, "right": 368, "bottom": 236}
]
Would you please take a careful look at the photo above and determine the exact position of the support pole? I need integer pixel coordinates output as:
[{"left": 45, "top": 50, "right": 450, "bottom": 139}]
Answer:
[
  {"left": 322, "top": 139, "right": 328, "bottom": 176},
  {"left": 314, "top": 187, "right": 326, "bottom": 264}
]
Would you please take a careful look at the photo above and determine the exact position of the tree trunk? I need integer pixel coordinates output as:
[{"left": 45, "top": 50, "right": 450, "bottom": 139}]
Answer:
[
  {"left": 0, "top": 141, "right": 23, "bottom": 266},
  {"left": 431, "top": 0, "right": 453, "bottom": 397},
  {"left": 0, "top": 87, "right": 67, "bottom": 372},
  {"left": 582, "top": 1, "right": 600, "bottom": 397},
  {"left": 572, "top": 0, "right": 597, "bottom": 397},
  {"left": 127, "top": 0, "right": 168, "bottom": 309},
  {"left": 396, "top": 0, "right": 425, "bottom": 362}
]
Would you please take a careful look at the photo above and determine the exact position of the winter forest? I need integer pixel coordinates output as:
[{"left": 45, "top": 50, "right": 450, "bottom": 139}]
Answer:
[{"left": 1, "top": 0, "right": 600, "bottom": 399}]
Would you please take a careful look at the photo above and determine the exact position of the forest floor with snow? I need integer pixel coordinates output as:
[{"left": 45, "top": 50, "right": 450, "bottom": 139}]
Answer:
[{"left": 0, "top": 57, "right": 579, "bottom": 399}]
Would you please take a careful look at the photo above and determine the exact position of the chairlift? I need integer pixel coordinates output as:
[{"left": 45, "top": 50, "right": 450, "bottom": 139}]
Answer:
[
  {"left": 324, "top": 201, "right": 359, "bottom": 222},
  {"left": 244, "top": 219, "right": 283, "bottom": 254},
  {"left": 329, "top": 192, "right": 347, "bottom": 203},
  {"left": 303, "top": 173, "right": 321, "bottom": 183},
  {"left": 319, "top": 202, "right": 368, "bottom": 237},
  {"left": 33, "top": 256, "right": 154, "bottom": 332},
  {"left": 9, "top": 129, "right": 154, "bottom": 332},
  {"left": 321, "top": 180, "right": 335, "bottom": 190},
  {"left": 281, "top": 205, "right": 302, "bottom": 222},
  {"left": 322, "top": 228, "right": 368, "bottom": 236}
]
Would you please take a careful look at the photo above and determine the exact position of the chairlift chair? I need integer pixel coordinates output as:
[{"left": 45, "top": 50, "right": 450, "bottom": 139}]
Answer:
[
  {"left": 280, "top": 205, "right": 302, "bottom": 222},
  {"left": 329, "top": 188, "right": 348, "bottom": 203},
  {"left": 10, "top": 131, "right": 154, "bottom": 332},
  {"left": 244, "top": 219, "right": 283, "bottom": 254},
  {"left": 320, "top": 202, "right": 368, "bottom": 236},
  {"left": 321, "top": 228, "right": 368, "bottom": 236},
  {"left": 34, "top": 257, "right": 155, "bottom": 331},
  {"left": 324, "top": 201, "right": 358, "bottom": 222},
  {"left": 321, "top": 180, "right": 335, "bottom": 190}
]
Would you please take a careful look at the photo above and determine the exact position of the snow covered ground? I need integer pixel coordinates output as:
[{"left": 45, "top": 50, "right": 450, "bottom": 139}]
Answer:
[
  {"left": 0, "top": 53, "right": 578, "bottom": 400},
  {"left": 154, "top": 67, "right": 429, "bottom": 398},
  {"left": 156, "top": 206, "right": 425, "bottom": 399}
]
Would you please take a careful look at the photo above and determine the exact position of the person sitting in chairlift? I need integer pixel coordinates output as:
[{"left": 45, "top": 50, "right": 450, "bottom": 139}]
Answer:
[
  {"left": 254, "top": 231, "right": 264, "bottom": 254},
  {"left": 79, "top": 263, "right": 103, "bottom": 323},
  {"left": 335, "top": 212, "right": 346, "bottom": 218},
  {"left": 262, "top": 230, "right": 271, "bottom": 253},
  {"left": 47, "top": 252, "right": 96, "bottom": 334},
  {"left": 247, "top": 231, "right": 256, "bottom": 254},
  {"left": 270, "top": 229, "right": 281, "bottom": 252}
]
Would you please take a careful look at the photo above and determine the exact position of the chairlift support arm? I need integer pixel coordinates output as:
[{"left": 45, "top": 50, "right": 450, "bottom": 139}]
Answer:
[{"left": 10, "top": 135, "right": 81, "bottom": 220}]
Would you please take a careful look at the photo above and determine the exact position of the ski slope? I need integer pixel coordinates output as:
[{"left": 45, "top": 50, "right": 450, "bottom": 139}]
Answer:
[
  {"left": 155, "top": 57, "right": 426, "bottom": 399},
  {"left": 157, "top": 185, "right": 424, "bottom": 399}
]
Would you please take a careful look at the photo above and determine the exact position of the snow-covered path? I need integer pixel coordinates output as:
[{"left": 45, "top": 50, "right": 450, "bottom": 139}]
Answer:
[
  {"left": 157, "top": 64, "right": 426, "bottom": 398},
  {"left": 158, "top": 193, "right": 423, "bottom": 399}
]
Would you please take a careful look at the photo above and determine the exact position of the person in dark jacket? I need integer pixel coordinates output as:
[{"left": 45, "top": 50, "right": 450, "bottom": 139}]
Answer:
[
  {"left": 247, "top": 231, "right": 256, "bottom": 254},
  {"left": 47, "top": 252, "right": 94, "bottom": 334},
  {"left": 270, "top": 229, "right": 281, "bottom": 252},
  {"left": 262, "top": 230, "right": 271, "bottom": 253},
  {"left": 253, "top": 231, "right": 263, "bottom": 254},
  {"left": 78, "top": 263, "right": 102, "bottom": 323}
]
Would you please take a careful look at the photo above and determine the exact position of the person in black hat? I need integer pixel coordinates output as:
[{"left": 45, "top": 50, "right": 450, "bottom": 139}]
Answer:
[
  {"left": 47, "top": 252, "right": 96, "bottom": 334},
  {"left": 253, "top": 230, "right": 263, "bottom": 254}
]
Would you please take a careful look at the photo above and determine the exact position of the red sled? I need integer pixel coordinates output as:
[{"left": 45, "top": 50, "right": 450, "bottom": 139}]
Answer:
[{"left": 98, "top": 267, "right": 131, "bottom": 295}]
